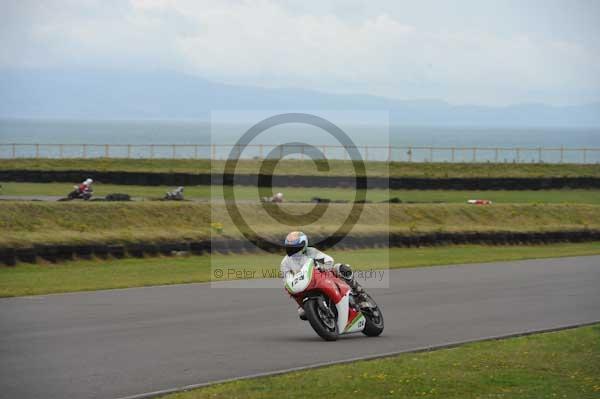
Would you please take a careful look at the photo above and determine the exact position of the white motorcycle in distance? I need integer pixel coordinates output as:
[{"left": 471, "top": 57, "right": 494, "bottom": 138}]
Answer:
[
  {"left": 164, "top": 186, "right": 185, "bottom": 200},
  {"left": 285, "top": 258, "right": 384, "bottom": 341}
]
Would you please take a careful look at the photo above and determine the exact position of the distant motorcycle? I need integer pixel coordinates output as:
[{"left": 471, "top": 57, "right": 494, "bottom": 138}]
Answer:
[
  {"left": 67, "top": 184, "right": 93, "bottom": 200},
  {"left": 285, "top": 258, "right": 384, "bottom": 341},
  {"left": 164, "top": 186, "right": 184, "bottom": 200},
  {"left": 261, "top": 192, "right": 284, "bottom": 203}
]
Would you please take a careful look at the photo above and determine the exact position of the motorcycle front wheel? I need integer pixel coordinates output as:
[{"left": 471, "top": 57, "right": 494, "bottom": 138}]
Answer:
[{"left": 304, "top": 297, "right": 339, "bottom": 341}]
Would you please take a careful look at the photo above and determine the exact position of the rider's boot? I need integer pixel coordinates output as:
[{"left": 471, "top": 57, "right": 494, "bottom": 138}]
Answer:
[
  {"left": 298, "top": 306, "right": 307, "bottom": 321},
  {"left": 349, "top": 280, "right": 370, "bottom": 309}
]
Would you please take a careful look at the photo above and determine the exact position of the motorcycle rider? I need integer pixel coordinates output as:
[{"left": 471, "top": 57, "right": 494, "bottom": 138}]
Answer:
[
  {"left": 76, "top": 178, "right": 93, "bottom": 197},
  {"left": 281, "top": 231, "right": 368, "bottom": 320},
  {"left": 272, "top": 192, "right": 284, "bottom": 203},
  {"left": 165, "top": 186, "right": 185, "bottom": 200}
]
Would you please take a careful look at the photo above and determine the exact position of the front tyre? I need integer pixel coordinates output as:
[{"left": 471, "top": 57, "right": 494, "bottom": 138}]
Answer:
[
  {"left": 304, "top": 297, "right": 339, "bottom": 341},
  {"left": 361, "top": 294, "right": 384, "bottom": 337}
]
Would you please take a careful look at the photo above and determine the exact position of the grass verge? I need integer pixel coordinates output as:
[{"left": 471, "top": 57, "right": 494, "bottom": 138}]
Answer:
[
  {"left": 1, "top": 243, "right": 599, "bottom": 297},
  {"left": 1, "top": 158, "right": 599, "bottom": 178},
  {"left": 2, "top": 182, "right": 600, "bottom": 204},
  {"left": 159, "top": 323, "right": 600, "bottom": 399},
  {"left": 1, "top": 202, "right": 599, "bottom": 247}
]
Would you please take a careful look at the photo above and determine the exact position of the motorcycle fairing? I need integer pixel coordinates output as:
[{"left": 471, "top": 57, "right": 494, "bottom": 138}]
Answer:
[
  {"left": 333, "top": 291, "right": 366, "bottom": 333},
  {"left": 285, "top": 259, "right": 314, "bottom": 294}
]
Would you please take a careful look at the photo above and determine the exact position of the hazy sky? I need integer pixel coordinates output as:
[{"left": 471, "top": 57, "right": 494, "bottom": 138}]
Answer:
[{"left": 2, "top": 0, "right": 599, "bottom": 106}]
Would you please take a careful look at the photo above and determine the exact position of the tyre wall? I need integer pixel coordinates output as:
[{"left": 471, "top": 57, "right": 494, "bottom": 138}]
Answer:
[
  {"left": 2, "top": 169, "right": 599, "bottom": 189},
  {"left": 2, "top": 229, "right": 599, "bottom": 265}
]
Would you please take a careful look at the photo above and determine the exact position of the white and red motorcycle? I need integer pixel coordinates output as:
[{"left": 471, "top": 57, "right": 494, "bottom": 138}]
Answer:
[{"left": 285, "top": 259, "right": 384, "bottom": 341}]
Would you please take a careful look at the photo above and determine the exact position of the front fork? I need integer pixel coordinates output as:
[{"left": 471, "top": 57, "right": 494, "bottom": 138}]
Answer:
[{"left": 303, "top": 295, "right": 336, "bottom": 320}]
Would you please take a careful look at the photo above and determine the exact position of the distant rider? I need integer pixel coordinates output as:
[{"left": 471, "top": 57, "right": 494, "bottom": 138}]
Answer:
[
  {"left": 262, "top": 192, "right": 284, "bottom": 203},
  {"left": 280, "top": 231, "right": 367, "bottom": 320},
  {"left": 78, "top": 178, "right": 93, "bottom": 195},
  {"left": 272, "top": 192, "right": 284, "bottom": 203},
  {"left": 165, "top": 186, "right": 185, "bottom": 200}
]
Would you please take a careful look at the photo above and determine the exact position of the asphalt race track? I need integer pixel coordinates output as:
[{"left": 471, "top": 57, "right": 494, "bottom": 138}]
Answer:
[{"left": 1, "top": 256, "right": 599, "bottom": 399}]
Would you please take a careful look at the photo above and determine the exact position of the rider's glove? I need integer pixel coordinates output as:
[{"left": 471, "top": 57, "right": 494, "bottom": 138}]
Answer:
[{"left": 314, "top": 258, "right": 326, "bottom": 271}]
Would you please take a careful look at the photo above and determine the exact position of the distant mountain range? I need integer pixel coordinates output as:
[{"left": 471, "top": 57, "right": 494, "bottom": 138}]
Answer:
[{"left": 1, "top": 69, "right": 599, "bottom": 126}]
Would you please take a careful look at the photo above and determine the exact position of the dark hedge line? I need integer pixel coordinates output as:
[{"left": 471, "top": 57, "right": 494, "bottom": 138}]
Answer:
[
  {"left": 2, "top": 229, "right": 598, "bottom": 265},
  {"left": 1, "top": 169, "right": 600, "bottom": 190}
]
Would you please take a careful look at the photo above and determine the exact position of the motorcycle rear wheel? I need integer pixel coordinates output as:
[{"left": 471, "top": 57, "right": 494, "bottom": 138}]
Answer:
[
  {"left": 304, "top": 297, "right": 339, "bottom": 341},
  {"left": 361, "top": 294, "right": 384, "bottom": 337}
]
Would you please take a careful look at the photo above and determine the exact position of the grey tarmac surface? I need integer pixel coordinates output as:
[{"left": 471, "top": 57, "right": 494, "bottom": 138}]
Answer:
[
  {"left": 0, "top": 195, "right": 64, "bottom": 201},
  {"left": 1, "top": 255, "right": 599, "bottom": 399},
  {"left": 0, "top": 195, "right": 284, "bottom": 203}
]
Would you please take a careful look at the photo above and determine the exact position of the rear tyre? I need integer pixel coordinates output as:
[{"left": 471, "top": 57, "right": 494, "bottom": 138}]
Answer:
[
  {"left": 304, "top": 297, "right": 339, "bottom": 341},
  {"left": 361, "top": 294, "right": 384, "bottom": 337}
]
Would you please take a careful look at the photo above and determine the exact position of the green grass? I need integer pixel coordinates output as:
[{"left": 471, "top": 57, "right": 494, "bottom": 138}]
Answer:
[
  {"left": 2, "top": 182, "right": 600, "bottom": 204},
  {"left": 160, "top": 323, "right": 600, "bottom": 399},
  {"left": 1, "top": 158, "right": 599, "bottom": 178},
  {"left": 1, "top": 202, "right": 600, "bottom": 247},
  {"left": 1, "top": 243, "right": 599, "bottom": 297}
]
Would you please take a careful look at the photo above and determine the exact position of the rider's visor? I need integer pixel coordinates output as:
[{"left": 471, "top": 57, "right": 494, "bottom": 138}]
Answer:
[{"left": 285, "top": 244, "right": 304, "bottom": 256}]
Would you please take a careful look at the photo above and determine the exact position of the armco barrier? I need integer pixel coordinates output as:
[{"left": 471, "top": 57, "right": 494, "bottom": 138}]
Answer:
[
  {"left": 1, "top": 169, "right": 600, "bottom": 190},
  {"left": 2, "top": 230, "right": 599, "bottom": 265}
]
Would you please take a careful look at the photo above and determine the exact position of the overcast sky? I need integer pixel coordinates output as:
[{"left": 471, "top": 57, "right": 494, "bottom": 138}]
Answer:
[{"left": 2, "top": 0, "right": 599, "bottom": 106}]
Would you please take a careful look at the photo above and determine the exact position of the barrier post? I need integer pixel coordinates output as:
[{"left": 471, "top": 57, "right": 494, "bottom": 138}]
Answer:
[
  {"left": 211, "top": 144, "right": 216, "bottom": 160},
  {"left": 560, "top": 146, "right": 564, "bottom": 163},
  {"left": 408, "top": 147, "right": 412, "bottom": 162}
]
